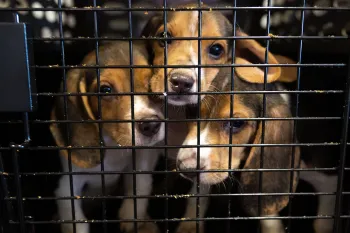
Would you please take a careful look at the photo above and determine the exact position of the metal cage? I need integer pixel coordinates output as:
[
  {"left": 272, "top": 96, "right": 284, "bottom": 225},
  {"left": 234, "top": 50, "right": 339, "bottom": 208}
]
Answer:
[{"left": 0, "top": 1, "right": 350, "bottom": 233}]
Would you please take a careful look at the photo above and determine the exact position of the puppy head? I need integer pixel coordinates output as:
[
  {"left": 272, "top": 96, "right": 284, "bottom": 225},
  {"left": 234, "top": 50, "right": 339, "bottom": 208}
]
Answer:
[
  {"left": 50, "top": 41, "right": 164, "bottom": 168},
  {"left": 177, "top": 48, "right": 300, "bottom": 215},
  {"left": 142, "top": 3, "right": 233, "bottom": 106}
]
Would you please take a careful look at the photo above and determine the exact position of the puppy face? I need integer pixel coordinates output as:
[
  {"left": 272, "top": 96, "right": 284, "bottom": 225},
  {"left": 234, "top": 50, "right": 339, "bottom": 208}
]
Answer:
[
  {"left": 142, "top": 4, "right": 233, "bottom": 106},
  {"left": 177, "top": 52, "right": 299, "bottom": 185},
  {"left": 50, "top": 41, "right": 165, "bottom": 168},
  {"left": 176, "top": 83, "right": 259, "bottom": 184},
  {"left": 176, "top": 37, "right": 301, "bottom": 216},
  {"left": 87, "top": 59, "right": 165, "bottom": 147}
]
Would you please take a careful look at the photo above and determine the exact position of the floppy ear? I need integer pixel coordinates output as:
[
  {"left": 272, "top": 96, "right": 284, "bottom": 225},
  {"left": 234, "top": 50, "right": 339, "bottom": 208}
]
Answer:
[
  {"left": 50, "top": 66, "right": 103, "bottom": 169},
  {"left": 239, "top": 102, "right": 301, "bottom": 217},
  {"left": 141, "top": 14, "right": 163, "bottom": 38},
  {"left": 234, "top": 30, "right": 281, "bottom": 84},
  {"left": 273, "top": 54, "right": 298, "bottom": 83}
]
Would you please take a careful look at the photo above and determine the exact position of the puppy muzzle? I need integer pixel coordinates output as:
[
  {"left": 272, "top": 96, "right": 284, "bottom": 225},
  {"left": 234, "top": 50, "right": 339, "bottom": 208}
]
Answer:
[
  {"left": 166, "top": 69, "right": 198, "bottom": 105},
  {"left": 170, "top": 74, "right": 194, "bottom": 94},
  {"left": 176, "top": 151, "right": 207, "bottom": 180}
]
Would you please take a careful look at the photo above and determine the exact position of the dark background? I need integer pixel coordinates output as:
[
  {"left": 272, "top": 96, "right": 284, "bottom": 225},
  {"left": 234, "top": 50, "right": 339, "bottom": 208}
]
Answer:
[{"left": 0, "top": 0, "right": 350, "bottom": 233}]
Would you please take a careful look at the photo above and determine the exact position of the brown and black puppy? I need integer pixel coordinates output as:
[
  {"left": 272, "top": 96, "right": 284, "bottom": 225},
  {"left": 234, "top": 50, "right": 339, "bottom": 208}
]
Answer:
[
  {"left": 50, "top": 41, "right": 164, "bottom": 233},
  {"left": 141, "top": 7, "right": 234, "bottom": 231},
  {"left": 142, "top": 2, "right": 233, "bottom": 106},
  {"left": 176, "top": 38, "right": 300, "bottom": 233}
]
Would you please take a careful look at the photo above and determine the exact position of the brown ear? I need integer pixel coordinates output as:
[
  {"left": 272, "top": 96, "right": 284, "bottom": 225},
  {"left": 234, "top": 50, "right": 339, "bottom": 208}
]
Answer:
[
  {"left": 235, "top": 30, "right": 281, "bottom": 84},
  {"left": 274, "top": 54, "right": 298, "bottom": 83},
  {"left": 50, "top": 65, "right": 103, "bottom": 169},
  {"left": 239, "top": 102, "right": 301, "bottom": 217}
]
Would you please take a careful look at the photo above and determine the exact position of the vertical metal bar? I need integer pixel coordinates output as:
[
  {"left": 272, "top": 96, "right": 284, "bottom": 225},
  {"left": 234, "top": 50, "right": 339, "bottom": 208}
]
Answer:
[
  {"left": 0, "top": 152, "right": 15, "bottom": 233},
  {"left": 286, "top": 1, "right": 305, "bottom": 232},
  {"left": 127, "top": 1, "right": 138, "bottom": 232},
  {"left": 196, "top": 1, "right": 202, "bottom": 233},
  {"left": 258, "top": 1, "right": 272, "bottom": 232},
  {"left": 227, "top": 1, "right": 237, "bottom": 232},
  {"left": 332, "top": 55, "right": 350, "bottom": 233},
  {"left": 10, "top": 145, "right": 25, "bottom": 233},
  {"left": 57, "top": 1, "right": 76, "bottom": 232},
  {"left": 92, "top": 1, "right": 107, "bottom": 232},
  {"left": 162, "top": 0, "right": 169, "bottom": 232}
]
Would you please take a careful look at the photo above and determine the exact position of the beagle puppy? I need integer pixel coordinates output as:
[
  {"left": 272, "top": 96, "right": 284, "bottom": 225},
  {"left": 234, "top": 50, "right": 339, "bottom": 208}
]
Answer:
[
  {"left": 176, "top": 35, "right": 301, "bottom": 233},
  {"left": 142, "top": 2, "right": 233, "bottom": 106},
  {"left": 141, "top": 5, "right": 233, "bottom": 233},
  {"left": 50, "top": 41, "right": 164, "bottom": 233}
]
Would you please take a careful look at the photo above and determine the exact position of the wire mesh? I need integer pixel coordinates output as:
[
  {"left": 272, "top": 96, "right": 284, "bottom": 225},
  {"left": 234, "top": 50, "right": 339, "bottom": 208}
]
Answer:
[{"left": 0, "top": 1, "right": 350, "bottom": 233}]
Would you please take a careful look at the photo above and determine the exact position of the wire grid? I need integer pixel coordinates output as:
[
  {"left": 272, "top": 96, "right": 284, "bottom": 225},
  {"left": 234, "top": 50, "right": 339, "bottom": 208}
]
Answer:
[{"left": 0, "top": 1, "right": 350, "bottom": 233}]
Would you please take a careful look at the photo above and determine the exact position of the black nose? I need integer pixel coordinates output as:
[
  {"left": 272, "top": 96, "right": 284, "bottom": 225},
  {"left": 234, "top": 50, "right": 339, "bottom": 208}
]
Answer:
[
  {"left": 138, "top": 118, "right": 161, "bottom": 137},
  {"left": 170, "top": 75, "right": 194, "bottom": 93}
]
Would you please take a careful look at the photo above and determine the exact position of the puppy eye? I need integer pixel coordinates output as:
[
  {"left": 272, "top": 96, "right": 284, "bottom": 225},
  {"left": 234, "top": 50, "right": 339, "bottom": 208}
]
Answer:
[
  {"left": 209, "top": 44, "right": 224, "bottom": 59},
  {"left": 224, "top": 120, "right": 246, "bottom": 134},
  {"left": 99, "top": 85, "right": 112, "bottom": 94},
  {"left": 157, "top": 31, "right": 172, "bottom": 47}
]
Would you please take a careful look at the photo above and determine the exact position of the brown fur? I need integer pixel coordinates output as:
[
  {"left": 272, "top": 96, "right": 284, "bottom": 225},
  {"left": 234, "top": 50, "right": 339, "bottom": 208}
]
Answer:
[
  {"left": 141, "top": 3, "right": 233, "bottom": 103},
  {"left": 50, "top": 41, "right": 155, "bottom": 168},
  {"left": 177, "top": 53, "right": 300, "bottom": 216},
  {"left": 234, "top": 30, "right": 297, "bottom": 84}
]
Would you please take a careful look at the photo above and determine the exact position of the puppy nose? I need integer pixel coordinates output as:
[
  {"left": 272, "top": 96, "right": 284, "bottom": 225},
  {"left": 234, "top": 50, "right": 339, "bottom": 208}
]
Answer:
[
  {"left": 138, "top": 117, "right": 161, "bottom": 137},
  {"left": 170, "top": 75, "right": 194, "bottom": 93}
]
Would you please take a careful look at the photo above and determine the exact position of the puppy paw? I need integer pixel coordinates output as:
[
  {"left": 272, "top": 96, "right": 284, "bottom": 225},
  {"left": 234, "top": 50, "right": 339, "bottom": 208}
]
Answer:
[
  {"left": 176, "top": 221, "right": 204, "bottom": 233},
  {"left": 120, "top": 221, "right": 160, "bottom": 233}
]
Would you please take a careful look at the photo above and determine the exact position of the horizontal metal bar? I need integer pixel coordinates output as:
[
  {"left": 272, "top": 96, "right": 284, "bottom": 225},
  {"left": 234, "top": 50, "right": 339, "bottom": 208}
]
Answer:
[
  {"left": 0, "top": 117, "right": 343, "bottom": 125},
  {"left": 0, "top": 167, "right": 341, "bottom": 177},
  {"left": 1, "top": 6, "right": 350, "bottom": 12},
  {"left": 32, "top": 63, "right": 346, "bottom": 69},
  {"left": 32, "top": 90, "right": 343, "bottom": 97},
  {"left": 8, "top": 215, "right": 349, "bottom": 225},
  {"left": 0, "top": 142, "right": 342, "bottom": 151},
  {"left": 28, "top": 35, "right": 349, "bottom": 41},
  {"left": 3, "top": 192, "right": 347, "bottom": 202}
]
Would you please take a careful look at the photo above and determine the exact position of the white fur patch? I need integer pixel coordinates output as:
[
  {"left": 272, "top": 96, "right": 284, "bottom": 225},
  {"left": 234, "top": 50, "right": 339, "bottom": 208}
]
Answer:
[
  {"left": 180, "top": 127, "right": 211, "bottom": 169},
  {"left": 198, "top": 128, "right": 211, "bottom": 167},
  {"left": 275, "top": 83, "right": 290, "bottom": 105},
  {"left": 134, "top": 96, "right": 153, "bottom": 116}
]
